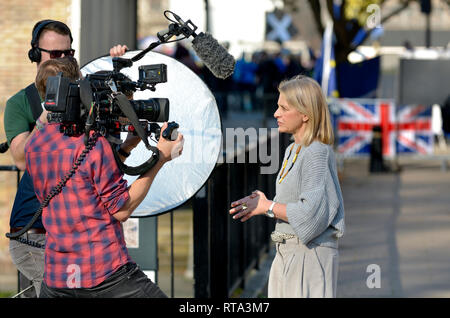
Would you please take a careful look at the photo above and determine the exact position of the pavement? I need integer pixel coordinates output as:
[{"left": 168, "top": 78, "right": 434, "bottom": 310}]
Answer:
[{"left": 337, "top": 157, "right": 450, "bottom": 297}]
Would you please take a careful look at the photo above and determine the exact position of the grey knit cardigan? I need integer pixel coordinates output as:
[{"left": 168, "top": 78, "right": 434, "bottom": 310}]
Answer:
[{"left": 273, "top": 141, "right": 345, "bottom": 248}]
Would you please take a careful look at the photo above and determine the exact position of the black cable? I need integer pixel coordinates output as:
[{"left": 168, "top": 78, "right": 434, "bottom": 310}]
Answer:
[
  {"left": 13, "top": 235, "right": 45, "bottom": 249},
  {"left": 163, "top": 10, "right": 178, "bottom": 24}
]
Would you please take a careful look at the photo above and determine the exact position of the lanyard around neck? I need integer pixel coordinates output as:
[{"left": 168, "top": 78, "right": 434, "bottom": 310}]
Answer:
[{"left": 278, "top": 144, "right": 302, "bottom": 184}]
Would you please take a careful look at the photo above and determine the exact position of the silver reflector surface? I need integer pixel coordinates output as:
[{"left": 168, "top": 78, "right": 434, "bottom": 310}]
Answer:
[{"left": 81, "top": 51, "right": 222, "bottom": 217}]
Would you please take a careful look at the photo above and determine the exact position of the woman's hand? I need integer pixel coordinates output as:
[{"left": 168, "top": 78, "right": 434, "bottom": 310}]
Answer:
[{"left": 229, "top": 190, "right": 271, "bottom": 222}]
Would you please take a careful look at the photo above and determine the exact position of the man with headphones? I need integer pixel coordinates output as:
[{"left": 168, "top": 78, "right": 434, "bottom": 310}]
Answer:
[{"left": 3, "top": 19, "right": 128, "bottom": 297}]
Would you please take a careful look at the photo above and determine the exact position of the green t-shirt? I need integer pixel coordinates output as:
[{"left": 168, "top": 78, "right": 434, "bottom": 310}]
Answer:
[{"left": 4, "top": 88, "right": 38, "bottom": 146}]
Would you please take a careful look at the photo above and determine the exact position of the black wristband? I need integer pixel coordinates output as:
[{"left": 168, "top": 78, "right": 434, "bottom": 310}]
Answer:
[{"left": 116, "top": 144, "right": 130, "bottom": 158}]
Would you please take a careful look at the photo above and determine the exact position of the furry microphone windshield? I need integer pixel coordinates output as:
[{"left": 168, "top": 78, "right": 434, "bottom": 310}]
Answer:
[{"left": 192, "top": 32, "right": 236, "bottom": 80}]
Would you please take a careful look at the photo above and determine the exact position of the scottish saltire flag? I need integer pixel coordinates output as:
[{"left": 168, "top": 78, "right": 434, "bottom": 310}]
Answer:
[{"left": 335, "top": 99, "right": 433, "bottom": 157}]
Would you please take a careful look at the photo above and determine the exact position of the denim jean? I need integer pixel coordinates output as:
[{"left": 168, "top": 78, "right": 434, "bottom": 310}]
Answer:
[
  {"left": 39, "top": 262, "right": 167, "bottom": 298},
  {"left": 9, "top": 233, "right": 46, "bottom": 297}
]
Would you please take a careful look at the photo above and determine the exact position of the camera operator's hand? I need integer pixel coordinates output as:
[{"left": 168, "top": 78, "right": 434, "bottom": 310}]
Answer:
[
  {"left": 115, "top": 123, "right": 184, "bottom": 222},
  {"left": 114, "top": 132, "right": 141, "bottom": 162},
  {"left": 39, "top": 109, "right": 49, "bottom": 125},
  {"left": 110, "top": 44, "right": 128, "bottom": 57},
  {"left": 123, "top": 132, "right": 141, "bottom": 149},
  {"left": 157, "top": 122, "right": 184, "bottom": 163}
]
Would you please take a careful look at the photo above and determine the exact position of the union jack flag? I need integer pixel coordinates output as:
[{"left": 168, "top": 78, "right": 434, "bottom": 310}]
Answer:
[
  {"left": 395, "top": 104, "right": 433, "bottom": 155},
  {"left": 333, "top": 99, "right": 433, "bottom": 157}
]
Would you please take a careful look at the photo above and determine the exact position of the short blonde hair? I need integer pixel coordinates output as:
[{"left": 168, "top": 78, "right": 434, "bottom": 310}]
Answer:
[
  {"left": 35, "top": 56, "right": 81, "bottom": 98},
  {"left": 278, "top": 75, "right": 334, "bottom": 146}
]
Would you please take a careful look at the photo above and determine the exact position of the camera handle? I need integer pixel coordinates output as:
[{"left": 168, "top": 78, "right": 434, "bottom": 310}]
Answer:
[
  {"left": 113, "top": 41, "right": 162, "bottom": 73},
  {"left": 112, "top": 144, "right": 159, "bottom": 176},
  {"left": 5, "top": 132, "right": 100, "bottom": 244},
  {"left": 111, "top": 92, "right": 161, "bottom": 176},
  {"left": 114, "top": 93, "right": 156, "bottom": 152}
]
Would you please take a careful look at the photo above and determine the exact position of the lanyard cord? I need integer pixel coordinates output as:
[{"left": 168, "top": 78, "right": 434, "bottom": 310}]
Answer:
[{"left": 278, "top": 144, "right": 301, "bottom": 184}]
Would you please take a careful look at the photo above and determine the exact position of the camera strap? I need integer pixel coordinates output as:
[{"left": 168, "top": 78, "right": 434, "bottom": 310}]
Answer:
[
  {"left": 79, "top": 78, "right": 96, "bottom": 146},
  {"left": 25, "top": 83, "right": 43, "bottom": 121},
  {"left": 110, "top": 92, "right": 160, "bottom": 176},
  {"left": 113, "top": 93, "right": 157, "bottom": 153}
]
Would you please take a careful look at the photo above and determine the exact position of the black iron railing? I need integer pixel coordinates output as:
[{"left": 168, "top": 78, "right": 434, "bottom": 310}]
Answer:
[
  {"left": 0, "top": 165, "right": 25, "bottom": 296},
  {"left": 192, "top": 131, "right": 290, "bottom": 297}
]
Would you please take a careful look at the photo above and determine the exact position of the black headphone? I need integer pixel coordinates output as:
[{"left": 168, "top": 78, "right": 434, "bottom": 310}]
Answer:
[{"left": 28, "top": 19, "right": 73, "bottom": 63}]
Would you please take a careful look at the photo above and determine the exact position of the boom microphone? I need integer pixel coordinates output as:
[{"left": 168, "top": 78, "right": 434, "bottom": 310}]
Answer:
[
  {"left": 145, "top": 11, "right": 236, "bottom": 80},
  {"left": 192, "top": 32, "right": 235, "bottom": 80}
]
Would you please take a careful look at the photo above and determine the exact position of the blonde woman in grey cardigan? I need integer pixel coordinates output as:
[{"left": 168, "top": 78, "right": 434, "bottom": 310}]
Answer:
[{"left": 229, "top": 75, "right": 345, "bottom": 298}]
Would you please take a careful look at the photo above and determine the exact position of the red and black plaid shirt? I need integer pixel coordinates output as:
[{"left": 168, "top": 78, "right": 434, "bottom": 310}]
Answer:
[{"left": 25, "top": 123, "right": 132, "bottom": 288}]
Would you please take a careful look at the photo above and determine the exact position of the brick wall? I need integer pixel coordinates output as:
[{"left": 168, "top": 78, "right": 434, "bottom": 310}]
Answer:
[
  {"left": 0, "top": 0, "right": 71, "bottom": 292},
  {"left": 0, "top": 0, "right": 71, "bottom": 115}
]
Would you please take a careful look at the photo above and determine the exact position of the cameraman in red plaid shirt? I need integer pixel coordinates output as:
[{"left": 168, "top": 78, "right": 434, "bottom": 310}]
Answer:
[{"left": 25, "top": 58, "right": 184, "bottom": 298}]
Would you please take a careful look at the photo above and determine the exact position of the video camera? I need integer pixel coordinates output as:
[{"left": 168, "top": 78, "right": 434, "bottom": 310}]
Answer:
[{"left": 44, "top": 63, "right": 169, "bottom": 139}]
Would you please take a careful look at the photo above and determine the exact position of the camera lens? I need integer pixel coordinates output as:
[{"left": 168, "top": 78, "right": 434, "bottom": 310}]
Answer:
[{"left": 129, "top": 98, "right": 169, "bottom": 122}]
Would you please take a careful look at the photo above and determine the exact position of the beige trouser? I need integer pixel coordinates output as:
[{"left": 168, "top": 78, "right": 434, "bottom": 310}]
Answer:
[{"left": 268, "top": 237, "right": 339, "bottom": 298}]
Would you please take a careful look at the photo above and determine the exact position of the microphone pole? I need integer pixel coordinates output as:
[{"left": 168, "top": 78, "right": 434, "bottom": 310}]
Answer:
[
  {"left": 113, "top": 41, "right": 163, "bottom": 73},
  {"left": 131, "top": 41, "right": 163, "bottom": 63}
]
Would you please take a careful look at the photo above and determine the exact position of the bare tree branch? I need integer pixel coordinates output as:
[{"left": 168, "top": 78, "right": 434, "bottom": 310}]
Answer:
[
  {"left": 305, "top": 0, "right": 416, "bottom": 63},
  {"left": 381, "top": 0, "right": 411, "bottom": 24},
  {"left": 326, "top": 0, "right": 334, "bottom": 18},
  {"left": 331, "top": 0, "right": 362, "bottom": 62},
  {"left": 355, "top": 0, "right": 411, "bottom": 49},
  {"left": 339, "top": 0, "right": 346, "bottom": 21},
  {"left": 307, "top": 0, "right": 325, "bottom": 36}
]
